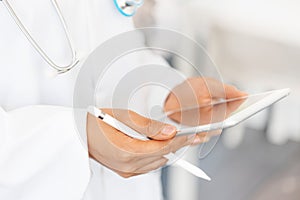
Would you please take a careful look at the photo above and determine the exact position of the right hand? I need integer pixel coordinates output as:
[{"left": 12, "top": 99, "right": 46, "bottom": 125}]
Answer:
[{"left": 87, "top": 108, "right": 208, "bottom": 178}]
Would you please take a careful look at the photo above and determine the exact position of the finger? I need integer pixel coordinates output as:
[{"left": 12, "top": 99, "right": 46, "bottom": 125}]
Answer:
[
  {"left": 226, "top": 98, "right": 247, "bottom": 117},
  {"left": 109, "top": 156, "right": 168, "bottom": 175},
  {"left": 102, "top": 108, "right": 177, "bottom": 140},
  {"left": 133, "top": 155, "right": 167, "bottom": 167},
  {"left": 113, "top": 158, "right": 168, "bottom": 176},
  {"left": 115, "top": 171, "right": 142, "bottom": 179},
  {"left": 92, "top": 115, "right": 175, "bottom": 155},
  {"left": 190, "top": 132, "right": 210, "bottom": 145},
  {"left": 189, "top": 129, "right": 223, "bottom": 146},
  {"left": 200, "top": 77, "right": 227, "bottom": 99},
  {"left": 135, "top": 158, "right": 168, "bottom": 174},
  {"left": 207, "top": 129, "right": 223, "bottom": 137},
  {"left": 203, "top": 78, "right": 247, "bottom": 99},
  {"left": 208, "top": 87, "right": 247, "bottom": 121},
  {"left": 224, "top": 85, "right": 248, "bottom": 99},
  {"left": 93, "top": 110, "right": 210, "bottom": 157},
  {"left": 166, "top": 134, "right": 211, "bottom": 153},
  {"left": 202, "top": 79, "right": 248, "bottom": 121},
  {"left": 142, "top": 133, "right": 209, "bottom": 157},
  {"left": 102, "top": 127, "right": 208, "bottom": 158}
]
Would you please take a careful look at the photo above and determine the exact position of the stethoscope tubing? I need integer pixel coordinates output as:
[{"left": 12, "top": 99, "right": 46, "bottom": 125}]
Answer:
[
  {"left": 1, "top": 0, "right": 79, "bottom": 74},
  {"left": 1, "top": 0, "right": 143, "bottom": 74}
]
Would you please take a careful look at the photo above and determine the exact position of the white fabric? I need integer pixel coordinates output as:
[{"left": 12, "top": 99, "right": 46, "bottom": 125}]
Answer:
[
  {"left": 0, "top": 106, "right": 90, "bottom": 199},
  {"left": 0, "top": 0, "right": 169, "bottom": 199}
]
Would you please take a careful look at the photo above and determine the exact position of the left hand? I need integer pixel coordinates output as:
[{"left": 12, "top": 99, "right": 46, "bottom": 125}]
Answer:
[{"left": 164, "top": 77, "right": 247, "bottom": 142}]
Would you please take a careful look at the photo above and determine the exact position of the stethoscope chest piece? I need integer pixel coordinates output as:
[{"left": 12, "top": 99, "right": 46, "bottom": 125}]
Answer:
[{"left": 114, "top": 0, "right": 144, "bottom": 17}]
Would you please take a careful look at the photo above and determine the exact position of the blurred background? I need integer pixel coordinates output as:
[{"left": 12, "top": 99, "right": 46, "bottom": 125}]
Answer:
[{"left": 134, "top": 0, "right": 300, "bottom": 199}]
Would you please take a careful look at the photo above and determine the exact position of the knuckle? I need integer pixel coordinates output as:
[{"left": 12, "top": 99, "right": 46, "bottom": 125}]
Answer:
[
  {"left": 121, "top": 165, "right": 137, "bottom": 173},
  {"left": 118, "top": 173, "right": 133, "bottom": 179},
  {"left": 173, "top": 136, "right": 192, "bottom": 150},
  {"left": 117, "top": 152, "right": 133, "bottom": 163},
  {"left": 146, "top": 122, "right": 152, "bottom": 135},
  {"left": 161, "top": 144, "right": 172, "bottom": 155},
  {"left": 180, "top": 135, "right": 190, "bottom": 146},
  {"left": 146, "top": 121, "right": 159, "bottom": 138},
  {"left": 127, "top": 110, "right": 137, "bottom": 118},
  {"left": 141, "top": 117, "right": 151, "bottom": 128},
  {"left": 151, "top": 159, "right": 168, "bottom": 171},
  {"left": 160, "top": 158, "right": 168, "bottom": 166},
  {"left": 121, "top": 175, "right": 131, "bottom": 178}
]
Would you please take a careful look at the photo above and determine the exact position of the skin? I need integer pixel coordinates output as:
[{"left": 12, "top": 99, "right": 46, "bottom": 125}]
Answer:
[
  {"left": 87, "top": 77, "right": 247, "bottom": 178},
  {"left": 164, "top": 77, "right": 247, "bottom": 137}
]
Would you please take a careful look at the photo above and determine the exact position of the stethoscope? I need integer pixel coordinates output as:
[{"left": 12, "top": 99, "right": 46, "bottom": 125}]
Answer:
[{"left": 1, "top": 0, "right": 144, "bottom": 74}]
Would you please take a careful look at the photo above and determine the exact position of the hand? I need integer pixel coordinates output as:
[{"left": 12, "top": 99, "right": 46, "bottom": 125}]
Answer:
[
  {"left": 87, "top": 109, "right": 208, "bottom": 178},
  {"left": 164, "top": 77, "right": 247, "bottom": 138}
]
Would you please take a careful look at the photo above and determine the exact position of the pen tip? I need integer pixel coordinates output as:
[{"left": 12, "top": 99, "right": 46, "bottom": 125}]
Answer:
[{"left": 199, "top": 173, "right": 211, "bottom": 181}]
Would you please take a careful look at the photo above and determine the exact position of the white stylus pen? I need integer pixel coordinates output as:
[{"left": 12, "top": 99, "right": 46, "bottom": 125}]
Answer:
[{"left": 87, "top": 106, "right": 211, "bottom": 181}]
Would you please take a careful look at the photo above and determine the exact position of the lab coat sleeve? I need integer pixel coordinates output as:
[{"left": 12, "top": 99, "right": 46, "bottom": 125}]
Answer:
[{"left": 0, "top": 105, "right": 90, "bottom": 200}]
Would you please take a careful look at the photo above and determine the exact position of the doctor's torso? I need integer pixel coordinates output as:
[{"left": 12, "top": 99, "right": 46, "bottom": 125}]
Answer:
[
  {"left": 0, "top": 1, "right": 165, "bottom": 200},
  {"left": 0, "top": 0, "right": 134, "bottom": 111}
]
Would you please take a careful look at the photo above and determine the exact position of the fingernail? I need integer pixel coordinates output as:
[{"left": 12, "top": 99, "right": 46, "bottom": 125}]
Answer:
[
  {"left": 241, "top": 91, "right": 248, "bottom": 96},
  {"left": 193, "top": 137, "right": 202, "bottom": 144},
  {"left": 161, "top": 125, "right": 176, "bottom": 136},
  {"left": 192, "top": 136, "right": 210, "bottom": 145}
]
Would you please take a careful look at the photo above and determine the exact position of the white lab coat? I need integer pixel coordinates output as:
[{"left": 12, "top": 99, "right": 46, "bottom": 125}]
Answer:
[{"left": 0, "top": 0, "right": 176, "bottom": 199}]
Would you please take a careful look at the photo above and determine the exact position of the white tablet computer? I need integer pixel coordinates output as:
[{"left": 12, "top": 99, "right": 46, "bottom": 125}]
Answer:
[{"left": 170, "top": 88, "right": 291, "bottom": 136}]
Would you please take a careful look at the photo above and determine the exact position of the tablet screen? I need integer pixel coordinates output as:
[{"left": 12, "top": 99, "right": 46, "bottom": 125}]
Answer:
[
  {"left": 153, "top": 88, "right": 289, "bottom": 159},
  {"left": 157, "top": 89, "right": 290, "bottom": 133}
]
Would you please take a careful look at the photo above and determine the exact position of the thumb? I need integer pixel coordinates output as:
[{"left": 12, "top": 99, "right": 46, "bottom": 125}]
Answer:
[{"left": 102, "top": 108, "right": 177, "bottom": 140}]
